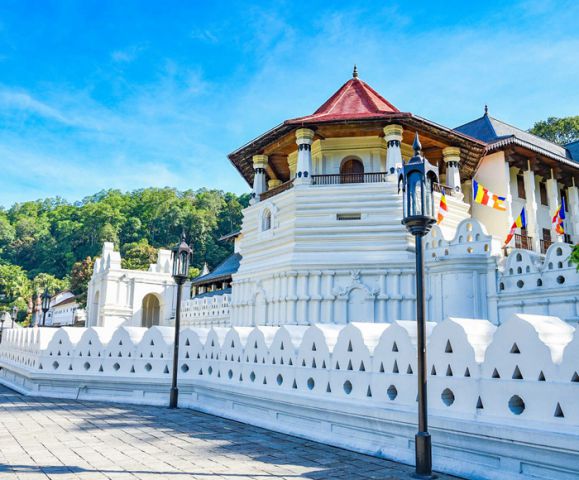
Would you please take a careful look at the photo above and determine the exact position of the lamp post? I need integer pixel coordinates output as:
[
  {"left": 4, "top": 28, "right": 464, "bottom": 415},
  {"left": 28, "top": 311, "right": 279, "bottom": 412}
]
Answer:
[
  {"left": 399, "top": 133, "right": 439, "bottom": 479},
  {"left": 41, "top": 288, "right": 51, "bottom": 327},
  {"left": 169, "top": 231, "right": 193, "bottom": 409},
  {"left": 0, "top": 311, "right": 5, "bottom": 343},
  {"left": 11, "top": 306, "right": 18, "bottom": 328}
]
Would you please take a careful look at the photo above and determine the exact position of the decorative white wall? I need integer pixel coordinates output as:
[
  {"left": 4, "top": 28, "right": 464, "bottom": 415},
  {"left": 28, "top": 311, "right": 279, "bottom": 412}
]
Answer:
[
  {"left": 86, "top": 242, "right": 177, "bottom": 329},
  {"left": 1, "top": 314, "right": 578, "bottom": 480}
]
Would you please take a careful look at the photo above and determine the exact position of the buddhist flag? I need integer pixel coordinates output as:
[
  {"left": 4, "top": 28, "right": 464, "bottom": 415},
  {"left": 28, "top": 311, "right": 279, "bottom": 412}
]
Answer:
[
  {"left": 473, "top": 180, "right": 507, "bottom": 211},
  {"left": 552, "top": 198, "right": 566, "bottom": 235},
  {"left": 437, "top": 188, "right": 448, "bottom": 224},
  {"left": 504, "top": 207, "right": 527, "bottom": 247}
]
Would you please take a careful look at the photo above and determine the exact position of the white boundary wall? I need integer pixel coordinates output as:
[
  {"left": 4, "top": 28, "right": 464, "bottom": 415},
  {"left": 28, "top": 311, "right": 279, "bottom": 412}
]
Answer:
[{"left": 1, "top": 314, "right": 578, "bottom": 480}]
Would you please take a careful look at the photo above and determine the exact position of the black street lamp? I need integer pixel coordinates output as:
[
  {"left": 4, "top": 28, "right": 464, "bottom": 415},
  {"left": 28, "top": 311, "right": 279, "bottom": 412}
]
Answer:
[
  {"left": 41, "top": 288, "right": 51, "bottom": 327},
  {"left": 0, "top": 311, "right": 5, "bottom": 343},
  {"left": 169, "top": 231, "right": 193, "bottom": 409},
  {"left": 11, "top": 306, "right": 18, "bottom": 328},
  {"left": 399, "top": 133, "right": 439, "bottom": 479}
]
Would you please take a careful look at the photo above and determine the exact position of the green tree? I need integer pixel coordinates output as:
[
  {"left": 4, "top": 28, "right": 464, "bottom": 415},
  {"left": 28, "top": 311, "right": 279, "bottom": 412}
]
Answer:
[
  {"left": 0, "top": 262, "right": 31, "bottom": 310},
  {"left": 121, "top": 240, "right": 158, "bottom": 270},
  {"left": 70, "top": 257, "right": 94, "bottom": 308},
  {"left": 31, "top": 273, "right": 70, "bottom": 296},
  {"left": 529, "top": 116, "right": 579, "bottom": 145},
  {"left": 571, "top": 244, "right": 579, "bottom": 270}
]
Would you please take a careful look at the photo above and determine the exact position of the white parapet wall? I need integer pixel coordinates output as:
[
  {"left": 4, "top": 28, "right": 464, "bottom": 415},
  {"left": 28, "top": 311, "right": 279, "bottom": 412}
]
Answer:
[
  {"left": 181, "top": 294, "right": 231, "bottom": 327},
  {"left": 0, "top": 314, "right": 578, "bottom": 480}
]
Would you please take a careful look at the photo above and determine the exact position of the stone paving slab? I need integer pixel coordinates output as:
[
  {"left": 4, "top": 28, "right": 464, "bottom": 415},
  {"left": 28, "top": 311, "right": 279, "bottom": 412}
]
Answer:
[{"left": 0, "top": 385, "right": 461, "bottom": 480}]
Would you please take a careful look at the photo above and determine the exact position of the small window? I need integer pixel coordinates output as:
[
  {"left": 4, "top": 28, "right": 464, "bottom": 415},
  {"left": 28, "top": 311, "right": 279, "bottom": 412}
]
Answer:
[
  {"left": 337, "top": 213, "right": 361, "bottom": 221},
  {"left": 543, "top": 229, "right": 551, "bottom": 242},
  {"left": 262, "top": 209, "right": 272, "bottom": 231},
  {"left": 517, "top": 175, "right": 526, "bottom": 200},
  {"left": 539, "top": 183, "right": 548, "bottom": 206}
]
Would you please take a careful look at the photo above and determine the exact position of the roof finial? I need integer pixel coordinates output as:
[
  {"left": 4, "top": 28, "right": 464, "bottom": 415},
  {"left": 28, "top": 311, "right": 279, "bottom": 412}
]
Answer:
[
  {"left": 413, "top": 132, "right": 422, "bottom": 155},
  {"left": 352, "top": 64, "right": 358, "bottom": 78},
  {"left": 484, "top": 104, "right": 488, "bottom": 116}
]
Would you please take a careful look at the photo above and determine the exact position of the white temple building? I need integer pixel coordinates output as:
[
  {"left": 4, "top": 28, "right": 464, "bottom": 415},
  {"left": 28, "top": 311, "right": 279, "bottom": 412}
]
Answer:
[
  {"left": 3, "top": 70, "right": 579, "bottom": 480},
  {"left": 86, "top": 69, "right": 578, "bottom": 329}
]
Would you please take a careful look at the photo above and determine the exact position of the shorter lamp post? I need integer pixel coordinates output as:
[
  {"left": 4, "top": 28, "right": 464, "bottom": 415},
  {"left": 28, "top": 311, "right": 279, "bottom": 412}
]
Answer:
[
  {"left": 41, "top": 288, "right": 51, "bottom": 327},
  {"left": 169, "top": 232, "right": 193, "bottom": 409},
  {"left": 0, "top": 312, "right": 5, "bottom": 343},
  {"left": 11, "top": 305, "right": 18, "bottom": 328},
  {"left": 399, "top": 133, "right": 439, "bottom": 479}
]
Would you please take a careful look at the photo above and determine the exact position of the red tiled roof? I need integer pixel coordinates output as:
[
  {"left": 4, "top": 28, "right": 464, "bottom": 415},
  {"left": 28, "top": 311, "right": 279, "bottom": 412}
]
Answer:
[{"left": 286, "top": 77, "right": 400, "bottom": 124}]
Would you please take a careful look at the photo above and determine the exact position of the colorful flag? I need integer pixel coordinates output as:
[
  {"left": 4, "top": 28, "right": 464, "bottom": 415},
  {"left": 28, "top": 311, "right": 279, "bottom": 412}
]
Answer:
[
  {"left": 473, "top": 180, "right": 507, "bottom": 211},
  {"left": 437, "top": 188, "right": 448, "bottom": 224},
  {"left": 504, "top": 207, "right": 527, "bottom": 247},
  {"left": 552, "top": 198, "right": 566, "bottom": 235}
]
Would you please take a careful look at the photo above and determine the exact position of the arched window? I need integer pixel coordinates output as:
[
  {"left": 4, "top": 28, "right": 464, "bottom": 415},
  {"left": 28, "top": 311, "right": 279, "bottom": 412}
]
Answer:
[
  {"left": 142, "top": 294, "right": 160, "bottom": 328},
  {"left": 340, "top": 158, "right": 364, "bottom": 184},
  {"left": 262, "top": 209, "right": 272, "bottom": 231}
]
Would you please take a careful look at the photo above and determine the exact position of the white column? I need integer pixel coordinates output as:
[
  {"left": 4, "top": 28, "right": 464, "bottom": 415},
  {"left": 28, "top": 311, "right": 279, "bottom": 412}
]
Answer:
[
  {"left": 383, "top": 124, "right": 403, "bottom": 175},
  {"left": 250, "top": 155, "right": 268, "bottom": 205},
  {"left": 442, "top": 147, "right": 462, "bottom": 195},
  {"left": 523, "top": 167, "right": 540, "bottom": 252},
  {"left": 321, "top": 271, "right": 335, "bottom": 324},
  {"left": 546, "top": 176, "right": 562, "bottom": 242},
  {"left": 568, "top": 185, "right": 579, "bottom": 243},
  {"left": 286, "top": 272, "right": 298, "bottom": 324},
  {"left": 295, "top": 128, "right": 315, "bottom": 185}
]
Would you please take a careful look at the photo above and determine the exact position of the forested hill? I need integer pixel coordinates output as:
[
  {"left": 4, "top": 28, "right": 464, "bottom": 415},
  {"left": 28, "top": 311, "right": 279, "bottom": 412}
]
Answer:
[{"left": 0, "top": 188, "right": 250, "bottom": 314}]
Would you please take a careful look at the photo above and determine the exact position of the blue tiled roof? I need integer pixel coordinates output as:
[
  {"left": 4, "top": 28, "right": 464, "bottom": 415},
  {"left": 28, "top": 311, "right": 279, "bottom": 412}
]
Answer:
[
  {"left": 192, "top": 253, "right": 241, "bottom": 285},
  {"left": 455, "top": 114, "right": 577, "bottom": 166},
  {"left": 566, "top": 141, "right": 579, "bottom": 161}
]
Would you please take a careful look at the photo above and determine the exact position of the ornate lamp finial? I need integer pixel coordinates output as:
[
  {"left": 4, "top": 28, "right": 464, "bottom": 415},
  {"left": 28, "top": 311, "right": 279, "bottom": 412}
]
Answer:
[
  {"left": 484, "top": 104, "right": 488, "bottom": 115},
  {"left": 353, "top": 64, "right": 358, "bottom": 78},
  {"left": 413, "top": 132, "right": 422, "bottom": 155}
]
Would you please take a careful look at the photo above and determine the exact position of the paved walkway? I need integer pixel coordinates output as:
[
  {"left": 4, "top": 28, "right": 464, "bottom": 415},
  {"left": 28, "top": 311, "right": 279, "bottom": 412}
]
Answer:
[{"left": 0, "top": 385, "right": 459, "bottom": 480}]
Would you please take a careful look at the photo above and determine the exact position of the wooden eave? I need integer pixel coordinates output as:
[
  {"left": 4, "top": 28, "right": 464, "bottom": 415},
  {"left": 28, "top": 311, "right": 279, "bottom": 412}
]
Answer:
[{"left": 229, "top": 114, "right": 486, "bottom": 187}]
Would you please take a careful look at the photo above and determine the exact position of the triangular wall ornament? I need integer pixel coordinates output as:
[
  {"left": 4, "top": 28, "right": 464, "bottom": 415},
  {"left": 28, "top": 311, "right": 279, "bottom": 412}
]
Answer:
[
  {"left": 407, "top": 364, "right": 413, "bottom": 374},
  {"left": 445, "top": 340, "right": 453, "bottom": 353},
  {"left": 431, "top": 365, "right": 437, "bottom": 376},
  {"left": 572, "top": 372, "right": 579, "bottom": 382},
  {"left": 492, "top": 368, "right": 500, "bottom": 379},
  {"left": 366, "top": 386, "right": 372, "bottom": 397},
  {"left": 347, "top": 360, "right": 353, "bottom": 371},
  {"left": 554, "top": 403, "right": 564, "bottom": 418},
  {"left": 464, "top": 367, "right": 471, "bottom": 377},
  {"left": 379, "top": 362, "right": 385, "bottom": 373},
  {"left": 393, "top": 360, "right": 399, "bottom": 374},
  {"left": 510, "top": 343, "right": 521, "bottom": 354},
  {"left": 326, "top": 383, "right": 332, "bottom": 393},
  {"left": 312, "top": 342, "right": 316, "bottom": 351},
  {"left": 512, "top": 366, "right": 523, "bottom": 380},
  {"left": 359, "top": 361, "right": 365, "bottom": 372},
  {"left": 538, "top": 371, "right": 546, "bottom": 381},
  {"left": 476, "top": 397, "right": 484, "bottom": 409},
  {"left": 348, "top": 341, "right": 353, "bottom": 352},
  {"left": 292, "top": 379, "right": 298, "bottom": 389},
  {"left": 446, "top": 365, "right": 453, "bottom": 377},
  {"left": 392, "top": 342, "right": 398, "bottom": 352}
]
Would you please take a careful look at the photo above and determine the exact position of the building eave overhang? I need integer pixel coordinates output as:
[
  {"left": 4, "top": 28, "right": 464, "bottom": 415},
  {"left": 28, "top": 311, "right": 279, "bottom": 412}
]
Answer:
[
  {"left": 228, "top": 113, "right": 487, "bottom": 184},
  {"left": 486, "top": 136, "right": 579, "bottom": 170}
]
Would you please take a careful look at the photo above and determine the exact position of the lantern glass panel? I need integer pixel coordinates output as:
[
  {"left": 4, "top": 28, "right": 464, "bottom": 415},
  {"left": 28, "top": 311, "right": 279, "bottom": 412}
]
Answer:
[{"left": 179, "top": 251, "right": 189, "bottom": 277}]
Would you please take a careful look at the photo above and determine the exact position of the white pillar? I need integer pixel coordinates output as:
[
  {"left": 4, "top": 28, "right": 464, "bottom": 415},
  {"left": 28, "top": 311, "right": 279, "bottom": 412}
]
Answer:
[
  {"left": 546, "top": 176, "right": 562, "bottom": 242},
  {"left": 523, "top": 167, "right": 540, "bottom": 252},
  {"left": 568, "top": 185, "right": 579, "bottom": 243},
  {"left": 383, "top": 124, "right": 403, "bottom": 175},
  {"left": 295, "top": 128, "right": 315, "bottom": 185},
  {"left": 250, "top": 155, "right": 268, "bottom": 205},
  {"left": 442, "top": 147, "right": 462, "bottom": 194}
]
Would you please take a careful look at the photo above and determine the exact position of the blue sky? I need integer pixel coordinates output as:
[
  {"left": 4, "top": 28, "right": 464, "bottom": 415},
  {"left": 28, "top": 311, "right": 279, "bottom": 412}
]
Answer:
[{"left": 1, "top": 0, "right": 578, "bottom": 207}]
